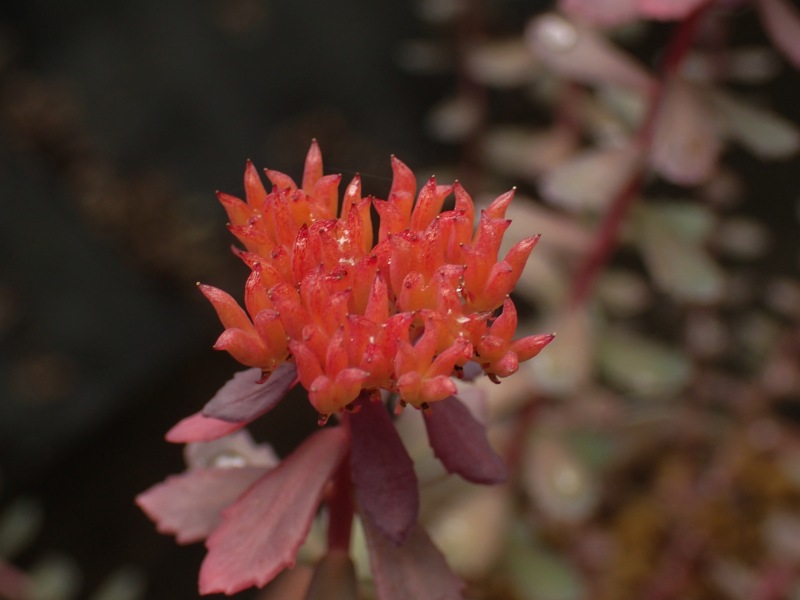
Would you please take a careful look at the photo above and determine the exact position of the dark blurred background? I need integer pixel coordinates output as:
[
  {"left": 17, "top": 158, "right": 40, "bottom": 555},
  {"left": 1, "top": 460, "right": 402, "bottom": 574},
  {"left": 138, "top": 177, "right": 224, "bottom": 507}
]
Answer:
[
  {"left": 4, "top": 0, "right": 800, "bottom": 598},
  {"left": 0, "top": 0, "right": 461, "bottom": 597}
]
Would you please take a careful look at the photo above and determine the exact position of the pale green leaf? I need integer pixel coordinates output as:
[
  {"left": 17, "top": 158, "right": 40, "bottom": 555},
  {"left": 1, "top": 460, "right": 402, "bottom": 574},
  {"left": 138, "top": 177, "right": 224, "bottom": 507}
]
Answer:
[{"left": 596, "top": 329, "right": 692, "bottom": 398}]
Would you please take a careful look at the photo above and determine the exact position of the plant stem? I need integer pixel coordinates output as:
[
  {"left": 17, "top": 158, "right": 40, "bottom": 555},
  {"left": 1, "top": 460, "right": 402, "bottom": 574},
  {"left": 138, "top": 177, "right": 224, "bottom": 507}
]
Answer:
[
  {"left": 569, "top": 3, "right": 710, "bottom": 307},
  {"left": 327, "top": 428, "right": 354, "bottom": 553}
]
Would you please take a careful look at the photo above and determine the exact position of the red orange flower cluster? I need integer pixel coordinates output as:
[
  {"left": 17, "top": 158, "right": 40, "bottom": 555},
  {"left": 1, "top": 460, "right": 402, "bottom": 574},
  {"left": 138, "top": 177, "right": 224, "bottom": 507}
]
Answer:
[{"left": 201, "top": 141, "right": 552, "bottom": 418}]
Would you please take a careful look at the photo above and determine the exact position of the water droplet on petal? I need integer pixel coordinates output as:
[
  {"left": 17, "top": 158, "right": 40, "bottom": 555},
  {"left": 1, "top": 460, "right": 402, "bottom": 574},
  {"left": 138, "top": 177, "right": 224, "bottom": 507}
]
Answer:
[{"left": 318, "top": 413, "right": 330, "bottom": 426}]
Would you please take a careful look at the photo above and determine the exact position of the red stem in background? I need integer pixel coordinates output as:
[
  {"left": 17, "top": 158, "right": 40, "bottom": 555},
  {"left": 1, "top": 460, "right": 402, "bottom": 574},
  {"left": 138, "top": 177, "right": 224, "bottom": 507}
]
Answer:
[
  {"left": 327, "top": 422, "right": 354, "bottom": 553},
  {"left": 569, "top": 3, "right": 711, "bottom": 307}
]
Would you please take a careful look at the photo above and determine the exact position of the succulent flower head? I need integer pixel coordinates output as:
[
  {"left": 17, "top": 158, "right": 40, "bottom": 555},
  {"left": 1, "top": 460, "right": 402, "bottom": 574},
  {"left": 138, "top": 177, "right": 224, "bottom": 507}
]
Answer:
[{"left": 201, "top": 141, "right": 550, "bottom": 416}]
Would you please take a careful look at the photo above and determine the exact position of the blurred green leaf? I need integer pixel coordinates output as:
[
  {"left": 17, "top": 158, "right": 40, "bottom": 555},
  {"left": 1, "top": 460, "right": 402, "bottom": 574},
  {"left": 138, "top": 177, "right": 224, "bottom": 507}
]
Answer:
[{"left": 596, "top": 329, "right": 692, "bottom": 398}]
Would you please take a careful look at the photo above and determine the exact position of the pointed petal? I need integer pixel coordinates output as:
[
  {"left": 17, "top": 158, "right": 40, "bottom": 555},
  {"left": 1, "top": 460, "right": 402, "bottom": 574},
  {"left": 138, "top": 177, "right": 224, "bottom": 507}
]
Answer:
[
  {"left": 202, "top": 364, "right": 298, "bottom": 423},
  {"left": 389, "top": 156, "right": 416, "bottom": 221},
  {"left": 503, "top": 234, "right": 540, "bottom": 278},
  {"left": 312, "top": 174, "right": 341, "bottom": 220},
  {"left": 216, "top": 191, "right": 252, "bottom": 228},
  {"left": 244, "top": 160, "right": 268, "bottom": 209},
  {"left": 302, "top": 139, "right": 324, "bottom": 194},
  {"left": 365, "top": 273, "right": 390, "bottom": 324},
  {"left": 758, "top": 0, "right": 800, "bottom": 69},
  {"left": 340, "top": 175, "right": 362, "bottom": 221},
  {"left": 511, "top": 333, "right": 556, "bottom": 362},
  {"left": 420, "top": 375, "right": 459, "bottom": 404},
  {"left": 288, "top": 340, "right": 325, "bottom": 390},
  {"left": 489, "top": 297, "right": 519, "bottom": 341},
  {"left": 199, "top": 427, "right": 349, "bottom": 595},
  {"left": 361, "top": 512, "right": 465, "bottom": 600},
  {"left": 265, "top": 169, "right": 298, "bottom": 193},
  {"left": 199, "top": 284, "right": 254, "bottom": 332},
  {"left": 166, "top": 411, "right": 245, "bottom": 444},
  {"left": 423, "top": 396, "right": 507, "bottom": 484},
  {"left": 244, "top": 266, "right": 272, "bottom": 317},
  {"left": 350, "top": 397, "right": 419, "bottom": 545},
  {"left": 484, "top": 188, "right": 516, "bottom": 220},
  {"left": 410, "top": 177, "right": 452, "bottom": 231},
  {"left": 136, "top": 467, "right": 268, "bottom": 544},
  {"left": 213, "top": 328, "right": 268, "bottom": 369}
]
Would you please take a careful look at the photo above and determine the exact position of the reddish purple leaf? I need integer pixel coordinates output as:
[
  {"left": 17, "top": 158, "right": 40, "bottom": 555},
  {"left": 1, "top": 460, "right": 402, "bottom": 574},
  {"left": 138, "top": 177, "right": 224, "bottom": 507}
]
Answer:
[
  {"left": 758, "top": 0, "right": 800, "bottom": 70},
  {"left": 423, "top": 396, "right": 507, "bottom": 484},
  {"left": 638, "top": 0, "right": 707, "bottom": 20},
  {"left": 202, "top": 363, "right": 298, "bottom": 423},
  {"left": 361, "top": 511, "right": 465, "bottom": 600},
  {"left": 349, "top": 397, "right": 419, "bottom": 545},
  {"left": 166, "top": 411, "right": 245, "bottom": 443},
  {"left": 199, "top": 427, "right": 349, "bottom": 595},
  {"left": 136, "top": 467, "right": 268, "bottom": 544},
  {"left": 0, "top": 560, "right": 30, "bottom": 600}
]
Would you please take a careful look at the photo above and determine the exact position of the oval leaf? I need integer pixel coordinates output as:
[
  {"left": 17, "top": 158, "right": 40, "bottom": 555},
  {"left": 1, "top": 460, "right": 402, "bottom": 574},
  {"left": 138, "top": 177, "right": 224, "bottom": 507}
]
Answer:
[
  {"left": 596, "top": 329, "right": 692, "bottom": 398},
  {"left": 526, "top": 13, "right": 653, "bottom": 92},
  {"left": 202, "top": 363, "right": 298, "bottom": 423},
  {"left": 350, "top": 398, "right": 419, "bottom": 545},
  {"left": 423, "top": 396, "right": 507, "bottom": 484},
  {"left": 361, "top": 512, "right": 464, "bottom": 600},
  {"left": 758, "top": 0, "right": 800, "bottom": 70},
  {"left": 199, "top": 427, "right": 349, "bottom": 595},
  {"left": 136, "top": 467, "right": 269, "bottom": 544}
]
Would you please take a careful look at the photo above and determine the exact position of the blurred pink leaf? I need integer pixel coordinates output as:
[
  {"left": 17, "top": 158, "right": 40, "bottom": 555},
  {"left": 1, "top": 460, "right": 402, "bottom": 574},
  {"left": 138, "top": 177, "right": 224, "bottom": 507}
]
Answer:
[
  {"left": 361, "top": 513, "right": 464, "bottom": 600},
  {"left": 202, "top": 364, "right": 297, "bottom": 423},
  {"left": 166, "top": 411, "right": 245, "bottom": 444},
  {"left": 559, "top": 0, "right": 640, "bottom": 27},
  {"left": 184, "top": 430, "right": 279, "bottom": 470},
  {"left": 136, "top": 467, "right": 269, "bottom": 544},
  {"left": 530, "top": 308, "right": 594, "bottom": 396},
  {"left": 637, "top": 0, "right": 708, "bottom": 20},
  {"left": 522, "top": 436, "right": 597, "bottom": 522},
  {"left": 199, "top": 427, "right": 349, "bottom": 595},
  {"left": 482, "top": 126, "right": 578, "bottom": 181},
  {"left": 423, "top": 396, "right": 507, "bottom": 484},
  {"left": 466, "top": 39, "right": 540, "bottom": 87},
  {"left": 350, "top": 398, "right": 419, "bottom": 545},
  {"left": 0, "top": 560, "right": 29, "bottom": 600},
  {"left": 526, "top": 13, "right": 654, "bottom": 92},
  {"left": 757, "top": 0, "right": 800, "bottom": 69},
  {"left": 540, "top": 142, "right": 641, "bottom": 212},
  {"left": 650, "top": 76, "right": 721, "bottom": 185}
]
